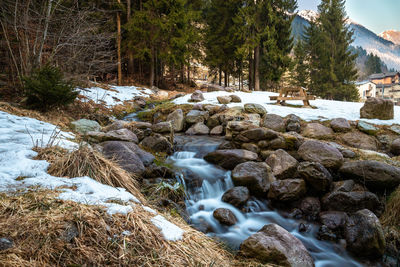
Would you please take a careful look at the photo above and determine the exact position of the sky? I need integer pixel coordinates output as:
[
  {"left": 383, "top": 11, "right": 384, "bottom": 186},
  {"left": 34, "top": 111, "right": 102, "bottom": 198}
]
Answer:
[{"left": 297, "top": 0, "right": 400, "bottom": 34}]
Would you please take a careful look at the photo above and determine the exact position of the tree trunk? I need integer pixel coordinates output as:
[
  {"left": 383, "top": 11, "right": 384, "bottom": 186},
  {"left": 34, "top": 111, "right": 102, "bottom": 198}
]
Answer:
[
  {"left": 38, "top": 0, "right": 53, "bottom": 65},
  {"left": 224, "top": 71, "right": 227, "bottom": 87},
  {"left": 149, "top": 47, "right": 155, "bottom": 87},
  {"left": 249, "top": 52, "right": 254, "bottom": 90},
  {"left": 117, "top": 0, "right": 122, "bottom": 85},
  {"left": 219, "top": 67, "right": 222, "bottom": 86},
  {"left": 254, "top": 45, "right": 260, "bottom": 91},
  {"left": 127, "top": 0, "right": 134, "bottom": 79}
]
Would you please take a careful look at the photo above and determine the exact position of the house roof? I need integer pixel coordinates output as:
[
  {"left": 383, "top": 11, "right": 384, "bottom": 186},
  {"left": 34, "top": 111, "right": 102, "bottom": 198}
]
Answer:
[
  {"left": 355, "top": 80, "right": 374, "bottom": 85},
  {"left": 370, "top": 72, "right": 399, "bottom": 79}
]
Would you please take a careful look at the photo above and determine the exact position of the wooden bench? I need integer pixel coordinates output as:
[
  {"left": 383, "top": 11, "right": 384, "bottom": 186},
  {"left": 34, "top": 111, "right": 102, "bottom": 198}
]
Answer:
[{"left": 270, "top": 87, "right": 315, "bottom": 107}]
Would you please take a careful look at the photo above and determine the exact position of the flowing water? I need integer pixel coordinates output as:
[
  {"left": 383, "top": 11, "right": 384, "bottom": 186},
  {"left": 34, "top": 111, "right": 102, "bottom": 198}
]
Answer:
[{"left": 168, "top": 135, "right": 363, "bottom": 267}]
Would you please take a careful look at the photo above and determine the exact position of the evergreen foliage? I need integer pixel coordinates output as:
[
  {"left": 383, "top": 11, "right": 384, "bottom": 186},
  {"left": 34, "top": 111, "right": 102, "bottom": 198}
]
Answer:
[
  {"left": 365, "top": 54, "right": 383, "bottom": 75},
  {"left": 23, "top": 65, "right": 78, "bottom": 111},
  {"left": 292, "top": 40, "right": 309, "bottom": 87}
]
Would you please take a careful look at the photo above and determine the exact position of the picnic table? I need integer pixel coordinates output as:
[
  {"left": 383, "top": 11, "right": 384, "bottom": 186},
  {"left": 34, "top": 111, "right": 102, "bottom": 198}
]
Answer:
[{"left": 269, "top": 86, "right": 316, "bottom": 107}]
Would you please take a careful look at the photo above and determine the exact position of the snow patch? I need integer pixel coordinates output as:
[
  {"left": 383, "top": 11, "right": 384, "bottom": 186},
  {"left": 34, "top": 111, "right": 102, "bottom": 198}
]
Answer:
[{"left": 151, "top": 215, "right": 185, "bottom": 241}]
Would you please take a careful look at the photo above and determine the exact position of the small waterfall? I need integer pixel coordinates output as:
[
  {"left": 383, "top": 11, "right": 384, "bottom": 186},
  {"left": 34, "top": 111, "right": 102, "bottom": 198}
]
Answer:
[{"left": 169, "top": 135, "right": 363, "bottom": 267}]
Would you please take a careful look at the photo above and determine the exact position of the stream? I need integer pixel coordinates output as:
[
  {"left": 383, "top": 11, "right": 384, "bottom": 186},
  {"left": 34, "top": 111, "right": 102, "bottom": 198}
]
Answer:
[{"left": 167, "top": 135, "right": 363, "bottom": 267}]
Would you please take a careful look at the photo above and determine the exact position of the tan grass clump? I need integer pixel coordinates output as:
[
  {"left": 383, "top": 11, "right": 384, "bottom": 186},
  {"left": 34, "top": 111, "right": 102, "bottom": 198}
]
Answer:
[
  {"left": 0, "top": 190, "right": 271, "bottom": 267},
  {"left": 34, "top": 145, "right": 145, "bottom": 203},
  {"left": 381, "top": 186, "right": 400, "bottom": 228}
]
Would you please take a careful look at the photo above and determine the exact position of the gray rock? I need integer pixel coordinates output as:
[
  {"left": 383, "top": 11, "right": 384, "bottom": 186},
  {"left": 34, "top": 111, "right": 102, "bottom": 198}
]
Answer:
[
  {"left": 319, "top": 211, "right": 348, "bottom": 231},
  {"left": 221, "top": 186, "right": 250, "bottom": 208},
  {"left": 268, "top": 179, "right": 306, "bottom": 202},
  {"left": 206, "top": 114, "right": 220, "bottom": 129},
  {"left": 229, "top": 94, "right": 242, "bottom": 103},
  {"left": 186, "top": 110, "right": 209, "bottom": 124},
  {"left": 302, "top": 123, "right": 334, "bottom": 139},
  {"left": 266, "top": 149, "right": 298, "bottom": 179},
  {"left": 330, "top": 118, "right": 351, "bottom": 132},
  {"left": 87, "top": 128, "right": 138, "bottom": 143},
  {"left": 286, "top": 114, "right": 301, "bottom": 133},
  {"left": 0, "top": 238, "right": 13, "bottom": 251},
  {"left": 210, "top": 125, "right": 223, "bottom": 135},
  {"left": 185, "top": 122, "right": 210, "bottom": 135},
  {"left": 339, "top": 160, "right": 400, "bottom": 190},
  {"left": 262, "top": 114, "right": 286, "bottom": 132},
  {"left": 217, "top": 96, "right": 232, "bottom": 104},
  {"left": 241, "top": 143, "right": 260, "bottom": 154},
  {"left": 297, "top": 162, "right": 332, "bottom": 193},
  {"left": 340, "top": 131, "right": 379, "bottom": 151},
  {"left": 298, "top": 140, "right": 344, "bottom": 169},
  {"left": 300, "top": 197, "right": 321, "bottom": 221},
  {"left": 140, "top": 134, "right": 173, "bottom": 154},
  {"left": 204, "top": 149, "right": 258, "bottom": 170},
  {"left": 103, "top": 120, "right": 128, "bottom": 132},
  {"left": 357, "top": 121, "right": 379, "bottom": 135},
  {"left": 213, "top": 208, "right": 237, "bottom": 226},
  {"left": 71, "top": 119, "right": 101, "bottom": 134},
  {"left": 152, "top": 121, "right": 173, "bottom": 133},
  {"left": 240, "top": 224, "right": 314, "bottom": 267},
  {"left": 244, "top": 103, "right": 267, "bottom": 116},
  {"left": 232, "top": 162, "right": 276, "bottom": 196},
  {"left": 341, "top": 149, "right": 356, "bottom": 158},
  {"left": 190, "top": 90, "right": 205, "bottom": 102},
  {"left": 360, "top": 97, "right": 394, "bottom": 120},
  {"left": 166, "top": 109, "right": 184, "bottom": 132},
  {"left": 390, "top": 138, "right": 400, "bottom": 155},
  {"left": 238, "top": 128, "right": 278, "bottom": 142},
  {"left": 345, "top": 209, "right": 386, "bottom": 259},
  {"left": 390, "top": 125, "right": 400, "bottom": 135}
]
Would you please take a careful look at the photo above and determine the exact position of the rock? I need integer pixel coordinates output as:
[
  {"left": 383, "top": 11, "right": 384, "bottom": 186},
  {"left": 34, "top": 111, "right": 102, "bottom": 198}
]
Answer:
[
  {"left": 221, "top": 186, "right": 250, "bottom": 208},
  {"left": 217, "top": 96, "right": 232, "bottom": 104},
  {"left": 152, "top": 90, "right": 169, "bottom": 100},
  {"left": 210, "top": 125, "right": 223, "bottom": 135},
  {"left": 268, "top": 179, "right": 306, "bottom": 202},
  {"left": 229, "top": 95, "right": 242, "bottom": 103},
  {"left": 340, "top": 131, "right": 379, "bottom": 151},
  {"left": 300, "top": 197, "right": 321, "bottom": 221},
  {"left": 265, "top": 149, "right": 298, "bottom": 179},
  {"left": 360, "top": 97, "right": 394, "bottom": 120},
  {"left": 186, "top": 110, "right": 209, "bottom": 124},
  {"left": 152, "top": 121, "right": 173, "bottom": 133},
  {"left": 339, "top": 160, "right": 400, "bottom": 190},
  {"left": 241, "top": 143, "right": 260, "bottom": 153},
  {"left": 143, "top": 165, "right": 175, "bottom": 179},
  {"left": 297, "top": 162, "right": 332, "bottom": 193},
  {"left": 141, "top": 134, "right": 173, "bottom": 154},
  {"left": 0, "top": 238, "right": 13, "bottom": 251},
  {"left": 166, "top": 109, "right": 184, "bottom": 132},
  {"left": 240, "top": 224, "right": 314, "bottom": 267},
  {"left": 129, "top": 121, "right": 153, "bottom": 129},
  {"left": 345, "top": 209, "right": 386, "bottom": 259},
  {"left": 190, "top": 90, "right": 205, "bottom": 102},
  {"left": 330, "top": 118, "right": 351, "bottom": 132},
  {"left": 317, "top": 225, "right": 337, "bottom": 241},
  {"left": 319, "top": 211, "right": 348, "bottom": 231},
  {"left": 286, "top": 114, "right": 301, "bottom": 133},
  {"left": 206, "top": 115, "right": 220, "bottom": 128},
  {"left": 262, "top": 114, "right": 286, "bottom": 132},
  {"left": 245, "top": 114, "right": 262, "bottom": 126},
  {"left": 61, "top": 222, "right": 79, "bottom": 242},
  {"left": 357, "top": 121, "right": 379, "bottom": 135},
  {"left": 204, "top": 149, "right": 258, "bottom": 170},
  {"left": 206, "top": 84, "right": 226, "bottom": 92},
  {"left": 185, "top": 122, "right": 210, "bottom": 135},
  {"left": 213, "top": 208, "right": 238, "bottom": 226},
  {"left": 238, "top": 128, "right": 278, "bottom": 142},
  {"left": 302, "top": 123, "right": 334, "bottom": 139},
  {"left": 390, "top": 125, "right": 400, "bottom": 135},
  {"left": 232, "top": 162, "right": 275, "bottom": 196},
  {"left": 102, "top": 141, "right": 155, "bottom": 174},
  {"left": 71, "top": 119, "right": 101, "bottom": 134},
  {"left": 322, "top": 190, "right": 382, "bottom": 215},
  {"left": 298, "top": 140, "right": 344, "bottom": 169},
  {"left": 244, "top": 103, "right": 267, "bottom": 116},
  {"left": 87, "top": 129, "right": 139, "bottom": 143},
  {"left": 103, "top": 120, "right": 128, "bottom": 132},
  {"left": 341, "top": 149, "right": 356, "bottom": 158},
  {"left": 390, "top": 138, "right": 400, "bottom": 155}
]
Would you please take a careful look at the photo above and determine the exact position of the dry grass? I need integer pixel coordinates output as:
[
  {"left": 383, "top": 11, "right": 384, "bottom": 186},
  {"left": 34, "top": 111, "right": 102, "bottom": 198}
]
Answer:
[
  {"left": 381, "top": 186, "right": 400, "bottom": 228},
  {"left": 34, "top": 145, "right": 146, "bottom": 203}
]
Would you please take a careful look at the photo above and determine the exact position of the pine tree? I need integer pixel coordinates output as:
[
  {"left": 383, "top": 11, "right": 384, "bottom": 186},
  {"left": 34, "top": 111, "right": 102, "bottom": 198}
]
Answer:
[{"left": 292, "top": 40, "right": 309, "bottom": 87}]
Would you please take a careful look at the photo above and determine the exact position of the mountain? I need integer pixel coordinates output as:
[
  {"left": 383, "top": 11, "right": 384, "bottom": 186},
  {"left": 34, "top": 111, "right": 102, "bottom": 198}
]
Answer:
[
  {"left": 379, "top": 30, "right": 400, "bottom": 45},
  {"left": 293, "top": 10, "right": 400, "bottom": 70}
]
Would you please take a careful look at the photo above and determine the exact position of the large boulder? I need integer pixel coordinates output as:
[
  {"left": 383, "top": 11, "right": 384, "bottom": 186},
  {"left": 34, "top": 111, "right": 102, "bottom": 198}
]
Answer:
[
  {"left": 232, "top": 162, "right": 275, "bottom": 196},
  {"left": 140, "top": 134, "right": 173, "bottom": 154},
  {"left": 339, "top": 160, "right": 400, "bottom": 190},
  {"left": 340, "top": 131, "right": 379, "bottom": 151},
  {"left": 240, "top": 224, "right": 314, "bottom": 267},
  {"left": 185, "top": 110, "right": 209, "bottom": 124},
  {"left": 221, "top": 186, "right": 250, "bottom": 208},
  {"left": 268, "top": 179, "right": 306, "bottom": 202},
  {"left": 345, "top": 209, "right": 386, "bottom": 259},
  {"left": 237, "top": 128, "right": 278, "bottom": 142},
  {"left": 265, "top": 149, "right": 298, "bottom": 179},
  {"left": 297, "top": 162, "right": 332, "bottom": 193},
  {"left": 185, "top": 122, "right": 210, "bottom": 135},
  {"left": 190, "top": 90, "right": 205, "bottom": 102},
  {"left": 87, "top": 128, "right": 138, "bottom": 143},
  {"left": 71, "top": 119, "right": 101, "bottom": 134},
  {"left": 101, "top": 141, "right": 155, "bottom": 175},
  {"left": 262, "top": 114, "right": 286, "bottom": 132},
  {"left": 213, "top": 208, "right": 237, "bottom": 226},
  {"left": 302, "top": 123, "right": 334, "bottom": 139},
  {"left": 330, "top": 118, "right": 351, "bottom": 132},
  {"left": 217, "top": 96, "right": 232, "bottom": 104},
  {"left": 360, "top": 97, "right": 394, "bottom": 120},
  {"left": 166, "top": 109, "right": 184, "bottom": 132},
  {"left": 357, "top": 121, "right": 379, "bottom": 135},
  {"left": 204, "top": 149, "right": 258, "bottom": 170},
  {"left": 298, "top": 140, "right": 344, "bottom": 169},
  {"left": 152, "top": 121, "right": 173, "bottom": 133},
  {"left": 244, "top": 103, "right": 267, "bottom": 116}
]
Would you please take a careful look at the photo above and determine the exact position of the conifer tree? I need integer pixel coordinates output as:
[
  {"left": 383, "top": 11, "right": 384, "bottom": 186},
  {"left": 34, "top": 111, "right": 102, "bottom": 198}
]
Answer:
[{"left": 292, "top": 40, "right": 309, "bottom": 87}]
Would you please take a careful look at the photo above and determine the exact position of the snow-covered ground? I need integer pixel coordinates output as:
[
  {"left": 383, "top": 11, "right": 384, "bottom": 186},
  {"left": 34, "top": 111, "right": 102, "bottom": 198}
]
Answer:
[
  {"left": 79, "top": 85, "right": 153, "bottom": 106},
  {"left": 173, "top": 91, "right": 400, "bottom": 125},
  {"left": 0, "top": 110, "right": 183, "bottom": 241}
]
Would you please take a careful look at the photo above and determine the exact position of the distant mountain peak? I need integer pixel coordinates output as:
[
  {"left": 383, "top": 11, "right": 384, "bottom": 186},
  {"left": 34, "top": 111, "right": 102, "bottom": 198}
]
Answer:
[
  {"left": 379, "top": 30, "right": 400, "bottom": 45},
  {"left": 297, "top": 10, "right": 319, "bottom": 21}
]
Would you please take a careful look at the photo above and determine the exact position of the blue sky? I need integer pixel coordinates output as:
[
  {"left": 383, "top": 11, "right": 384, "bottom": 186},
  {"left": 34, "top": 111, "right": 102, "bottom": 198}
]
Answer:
[{"left": 297, "top": 0, "right": 400, "bottom": 34}]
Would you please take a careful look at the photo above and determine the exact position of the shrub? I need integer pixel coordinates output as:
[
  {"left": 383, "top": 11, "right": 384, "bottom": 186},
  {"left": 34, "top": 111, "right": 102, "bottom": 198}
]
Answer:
[{"left": 23, "top": 65, "right": 78, "bottom": 111}]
